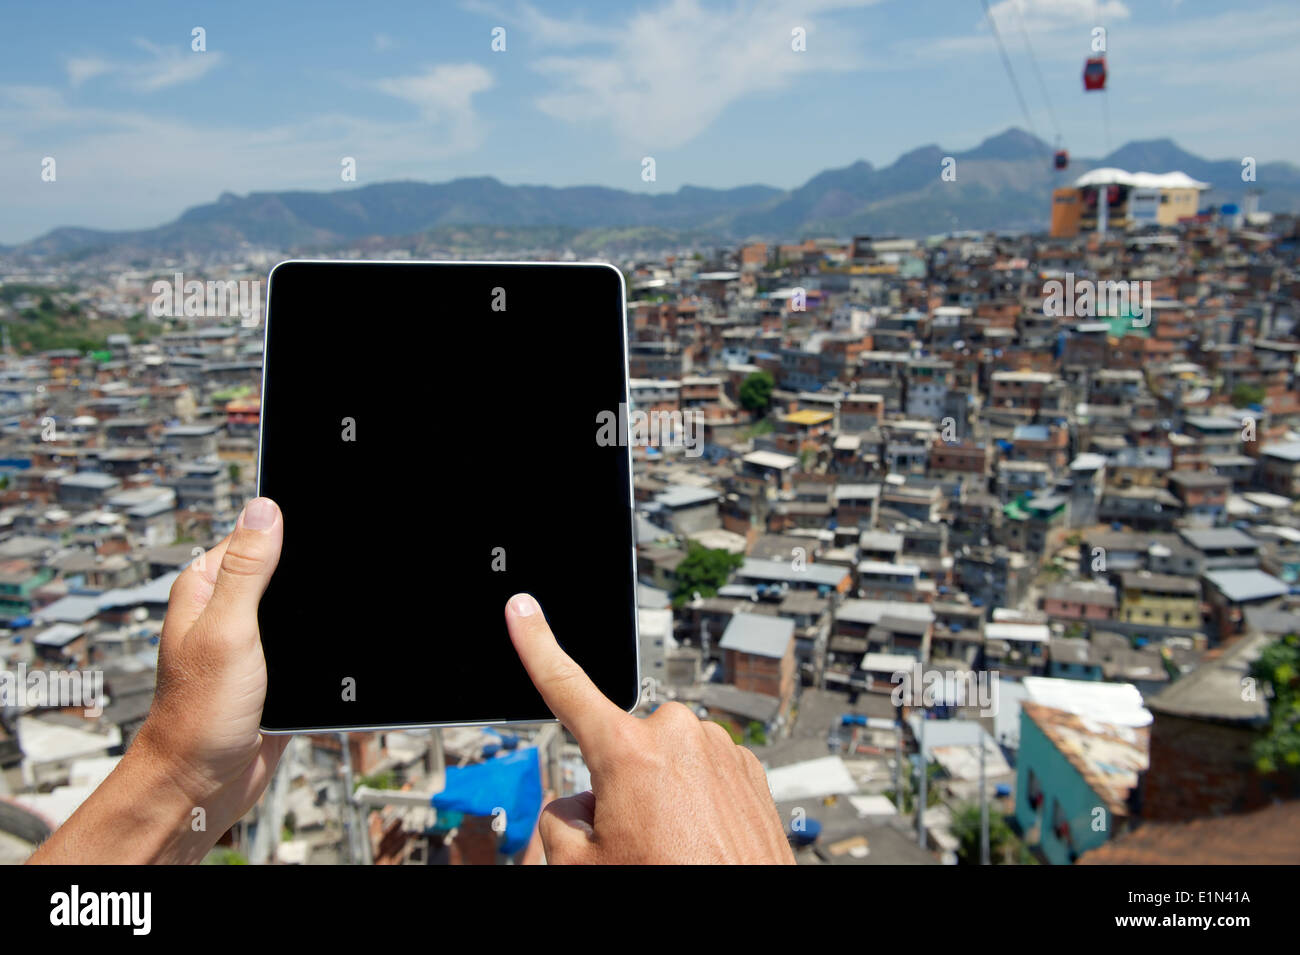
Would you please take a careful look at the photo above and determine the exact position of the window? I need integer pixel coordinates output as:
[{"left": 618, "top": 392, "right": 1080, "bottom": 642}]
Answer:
[
  {"left": 1027, "top": 769, "right": 1043, "bottom": 810},
  {"left": 1052, "top": 799, "right": 1072, "bottom": 842}
]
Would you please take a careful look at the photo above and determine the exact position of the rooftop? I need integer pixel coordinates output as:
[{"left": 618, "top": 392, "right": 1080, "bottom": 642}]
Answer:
[
  {"left": 838, "top": 599, "right": 934, "bottom": 627},
  {"left": 742, "top": 450, "right": 799, "bottom": 470},
  {"left": 718, "top": 612, "right": 795, "bottom": 658},
  {"left": 1022, "top": 676, "right": 1152, "bottom": 728},
  {"left": 1178, "top": 527, "right": 1259, "bottom": 551},
  {"left": 1073, "top": 168, "right": 1210, "bottom": 190},
  {"left": 1120, "top": 571, "right": 1201, "bottom": 595},
  {"left": 1149, "top": 634, "right": 1268, "bottom": 722},
  {"left": 1202, "top": 568, "right": 1288, "bottom": 604},
  {"left": 1021, "top": 701, "right": 1150, "bottom": 818},
  {"left": 737, "top": 558, "right": 847, "bottom": 588}
]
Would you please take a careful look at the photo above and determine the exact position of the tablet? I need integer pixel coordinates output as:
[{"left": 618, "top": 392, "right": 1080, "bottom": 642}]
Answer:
[{"left": 255, "top": 260, "right": 640, "bottom": 733}]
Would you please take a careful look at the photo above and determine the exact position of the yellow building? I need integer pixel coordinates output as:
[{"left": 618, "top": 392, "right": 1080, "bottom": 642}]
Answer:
[
  {"left": 1119, "top": 571, "right": 1202, "bottom": 630},
  {"left": 1154, "top": 186, "right": 1202, "bottom": 226},
  {"left": 779, "top": 408, "right": 834, "bottom": 439}
]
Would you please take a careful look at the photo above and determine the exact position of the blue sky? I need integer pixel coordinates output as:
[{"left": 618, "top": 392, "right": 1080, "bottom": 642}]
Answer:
[{"left": 1, "top": 0, "right": 1296, "bottom": 243}]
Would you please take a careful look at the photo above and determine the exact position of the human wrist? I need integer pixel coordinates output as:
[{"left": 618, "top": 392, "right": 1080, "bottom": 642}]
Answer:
[
  {"left": 121, "top": 724, "right": 235, "bottom": 864},
  {"left": 26, "top": 731, "right": 228, "bottom": 865}
]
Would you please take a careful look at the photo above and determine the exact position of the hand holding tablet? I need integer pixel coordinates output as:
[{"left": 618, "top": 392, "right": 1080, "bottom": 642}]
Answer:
[{"left": 31, "top": 512, "right": 791, "bottom": 864}]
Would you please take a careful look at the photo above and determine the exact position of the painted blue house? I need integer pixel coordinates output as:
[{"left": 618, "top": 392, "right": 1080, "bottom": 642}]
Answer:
[{"left": 1014, "top": 700, "right": 1149, "bottom": 864}]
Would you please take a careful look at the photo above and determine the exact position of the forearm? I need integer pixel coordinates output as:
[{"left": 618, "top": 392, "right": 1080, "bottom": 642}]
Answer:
[{"left": 27, "top": 738, "right": 227, "bottom": 865}]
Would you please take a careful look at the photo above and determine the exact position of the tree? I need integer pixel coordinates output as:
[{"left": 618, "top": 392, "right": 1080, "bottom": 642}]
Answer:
[
  {"left": 1250, "top": 632, "right": 1300, "bottom": 775},
  {"left": 884, "top": 758, "right": 942, "bottom": 812},
  {"left": 950, "top": 804, "right": 1035, "bottom": 865},
  {"left": 355, "top": 770, "right": 397, "bottom": 792},
  {"left": 670, "top": 543, "right": 743, "bottom": 607},
  {"left": 203, "top": 848, "right": 248, "bottom": 865},
  {"left": 739, "top": 370, "right": 775, "bottom": 413},
  {"left": 1231, "top": 382, "right": 1267, "bottom": 408}
]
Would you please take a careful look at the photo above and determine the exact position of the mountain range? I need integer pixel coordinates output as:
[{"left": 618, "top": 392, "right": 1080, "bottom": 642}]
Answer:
[{"left": 10, "top": 128, "right": 1299, "bottom": 261}]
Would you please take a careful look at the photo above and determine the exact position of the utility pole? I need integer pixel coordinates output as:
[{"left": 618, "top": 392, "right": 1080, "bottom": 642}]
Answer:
[
  {"left": 339, "top": 733, "right": 371, "bottom": 865},
  {"left": 823, "top": 590, "right": 838, "bottom": 689},
  {"left": 979, "top": 726, "right": 990, "bottom": 865},
  {"left": 916, "top": 708, "right": 927, "bottom": 848},
  {"left": 894, "top": 718, "right": 904, "bottom": 814}
]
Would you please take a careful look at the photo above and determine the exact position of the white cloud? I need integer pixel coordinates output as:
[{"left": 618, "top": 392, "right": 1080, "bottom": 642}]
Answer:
[
  {"left": 62, "top": 39, "right": 223, "bottom": 92},
  {"left": 0, "top": 65, "right": 499, "bottom": 242},
  {"left": 129, "top": 39, "right": 223, "bottom": 91},
  {"left": 375, "top": 63, "right": 493, "bottom": 118},
  {"left": 462, "top": 0, "right": 619, "bottom": 46},
  {"left": 987, "top": 0, "right": 1130, "bottom": 33},
  {"left": 373, "top": 33, "right": 396, "bottom": 52},
  {"left": 66, "top": 57, "right": 113, "bottom": 87},
  {"left": 484, "top": 0, "right": 881, "bottom": 152},
  {"left": 373, "top": 63, "right": 494, "bottom": 156}
]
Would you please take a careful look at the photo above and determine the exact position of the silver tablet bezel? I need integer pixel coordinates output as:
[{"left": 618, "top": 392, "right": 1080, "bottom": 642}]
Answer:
[{"left": 255, "top": 259, "right": 641, "bottom": 735}]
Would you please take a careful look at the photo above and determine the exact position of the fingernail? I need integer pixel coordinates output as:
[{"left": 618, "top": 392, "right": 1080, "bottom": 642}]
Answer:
[
  {"left": 243, "top": 497, "right": 276, "bottom": 530},
  {"left": 510, "top": 593, "right": 537, "bottom": 617}
]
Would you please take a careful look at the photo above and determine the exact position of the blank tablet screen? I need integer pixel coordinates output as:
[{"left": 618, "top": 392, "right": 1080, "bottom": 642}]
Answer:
[{"left": 256, "top": 261, "right": 640, "bottom": 732}]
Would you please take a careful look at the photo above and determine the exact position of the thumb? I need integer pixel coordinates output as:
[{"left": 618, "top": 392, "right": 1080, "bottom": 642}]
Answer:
[
  {"left": 204, "top": 497, "right": 283, "bottom": 631},
  {"left": 538, "top": 791, "right": 598, "bottom": 864}
]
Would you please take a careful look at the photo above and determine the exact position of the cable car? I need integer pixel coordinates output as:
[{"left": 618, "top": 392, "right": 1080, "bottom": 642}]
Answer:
[
  {"left": 1083, "top": 56, "right": 1107, "bottom": 91},
  {"left": 1053, "top": 149, "right": 1069, "bottom": 170}
]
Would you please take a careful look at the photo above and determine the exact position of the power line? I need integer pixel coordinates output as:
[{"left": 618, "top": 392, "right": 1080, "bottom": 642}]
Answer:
[
  {"left": 977, "top": 0, "right": 1047, "bottom": 156},
  {"left": 1011, "top": 0, "right": 1061, "bottom": 143},
  {"left": 1094, "top": 0, "right": 1113, "bottom": 154},
  {"left": 1101, "top": 84, "right": 1113, "bottom": 155}
]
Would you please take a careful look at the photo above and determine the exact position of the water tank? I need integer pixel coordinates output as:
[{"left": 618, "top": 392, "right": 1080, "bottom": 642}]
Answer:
[{"left": 790, "top": 818, "right": 822, "bottom": 847}]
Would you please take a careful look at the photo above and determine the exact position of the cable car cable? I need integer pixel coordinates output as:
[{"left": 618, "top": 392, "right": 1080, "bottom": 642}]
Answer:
[
  {"left": 1011, "top": 0, "right": 1061, "bottom": 144},
  {"left": 976, "top": 0, "right": 1049, "bottom": 161},
  {"left": 1093, "top": 0, "right": 1113, "bottom": 153}
]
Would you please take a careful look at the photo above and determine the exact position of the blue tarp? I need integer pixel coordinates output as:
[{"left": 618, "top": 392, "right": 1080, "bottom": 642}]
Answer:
[{"left": 432, "top": 746, "right": 543, "bottom": 855}]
